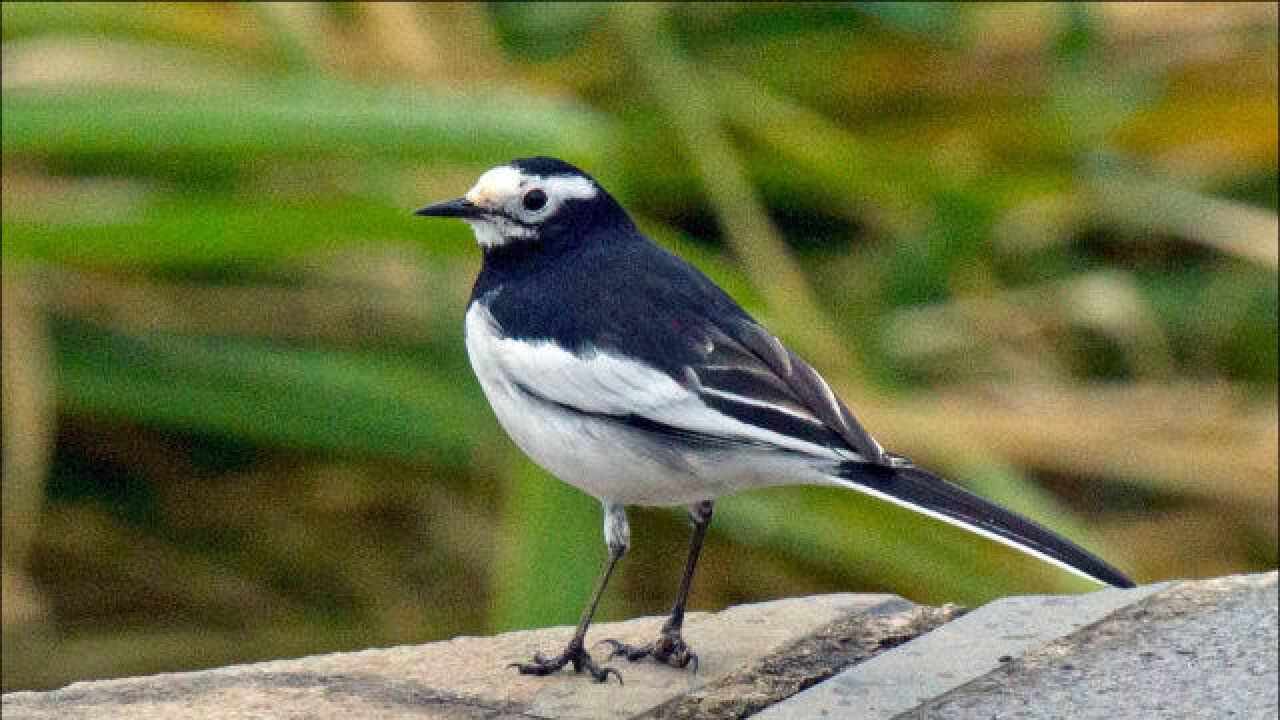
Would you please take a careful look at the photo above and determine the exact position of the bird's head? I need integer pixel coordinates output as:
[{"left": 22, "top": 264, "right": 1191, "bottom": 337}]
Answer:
[{"left": 416, "top": 157, "right": 628, "bottom": 250}]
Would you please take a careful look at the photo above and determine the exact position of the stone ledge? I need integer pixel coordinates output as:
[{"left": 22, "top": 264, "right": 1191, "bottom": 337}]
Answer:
[
  {"left": 0, "top": 594, "right": 958, "bottom": 720},
  {"left": 760, "top": 571, "right": 1276, "bottom": 720},
  {"left": 4, "top": 573, "right": 1275, "bottom": 720},
  {"left": 755, "top": 578, "right": 1170, "bottom": 719},
  {"left": 915, "top": 572, "right": 1278, "bottom": 720}
]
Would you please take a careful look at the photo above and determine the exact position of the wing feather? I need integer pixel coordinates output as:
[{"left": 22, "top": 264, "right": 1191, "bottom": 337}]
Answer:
[
  {"left": 466, "top": 304, "right": 847, "bottom": 460},
  {"left": 469, "top": 302, "right": 883, "bottom": 463},
  {"left": 687, "top": 319, "right": 887, "bottom": 464}
]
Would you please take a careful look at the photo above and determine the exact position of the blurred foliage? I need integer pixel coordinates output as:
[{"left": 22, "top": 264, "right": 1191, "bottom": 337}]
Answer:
[{"left": 2, "top": 1, "right": 1276, "bottom": 692}]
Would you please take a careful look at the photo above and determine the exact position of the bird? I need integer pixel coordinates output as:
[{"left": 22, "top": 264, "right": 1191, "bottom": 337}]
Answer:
[{"left": 415, "top": 156, "right": 1134, "bottom": 683}]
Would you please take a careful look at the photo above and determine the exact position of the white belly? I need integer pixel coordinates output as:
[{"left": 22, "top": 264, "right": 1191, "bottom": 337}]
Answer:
[{"left": 463, "top": 303, "right": 840, "bottom": 506}]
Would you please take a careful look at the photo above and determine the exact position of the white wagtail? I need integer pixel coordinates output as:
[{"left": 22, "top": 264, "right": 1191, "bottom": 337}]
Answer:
[{"left": 416, "top": 157, "right": 1134, "bottom": 683}]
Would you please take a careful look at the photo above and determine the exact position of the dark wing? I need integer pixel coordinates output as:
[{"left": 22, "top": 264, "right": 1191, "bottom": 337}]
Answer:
[
  {"left": 686, "top": 317, "right": 890, "bottom": 465},
  {"left": 476, "top": 231, "right": 889, "bottom": 463}
]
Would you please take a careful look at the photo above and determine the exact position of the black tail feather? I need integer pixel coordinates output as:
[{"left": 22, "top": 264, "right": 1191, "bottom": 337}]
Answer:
[{"left": 838, "top": 462, "right": 1135, "bottom": 588}]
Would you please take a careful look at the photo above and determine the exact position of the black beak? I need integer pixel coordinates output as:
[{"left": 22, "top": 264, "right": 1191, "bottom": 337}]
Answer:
[{"left": 414, "top": 197, "right": 484, "bottom": 219}]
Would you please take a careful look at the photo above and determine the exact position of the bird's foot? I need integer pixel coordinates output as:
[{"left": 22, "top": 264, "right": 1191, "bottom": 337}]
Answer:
[
  {"left": 602, "top": 631, "right": 698, "bottom": 672},
  {"left": 509, "top": 640, "right": 622, "bottom": 684}
]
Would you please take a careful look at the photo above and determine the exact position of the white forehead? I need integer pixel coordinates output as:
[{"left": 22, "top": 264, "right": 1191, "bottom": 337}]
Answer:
[
  {"left": 465, "top": 165, "right": 597, "bottom": 207},
  {"left": 466, "top": 166, "right": 523, "bottom": 206}
]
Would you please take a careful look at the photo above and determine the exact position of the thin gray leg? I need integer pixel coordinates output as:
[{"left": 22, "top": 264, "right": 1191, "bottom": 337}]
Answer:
[
  {"left": 603, "top": 500, "right": 713, "bottom": 671},
  {"left": 510, "top": 502, "right": 629, "bottom": 683}
]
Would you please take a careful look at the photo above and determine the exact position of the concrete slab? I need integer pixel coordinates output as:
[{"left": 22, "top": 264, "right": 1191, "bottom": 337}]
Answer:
[
  {"left": 7, "top": 574, "right": 1271, "bottom": 719},
  {"left": 918, "top": 572, "right": 1278, "bottom": 720},
  {"left": 755, "top": 582, "right": 1169, "bottom": 719},
  {"left": 1, "top": 593, "right": 954, "bottom": 720}
]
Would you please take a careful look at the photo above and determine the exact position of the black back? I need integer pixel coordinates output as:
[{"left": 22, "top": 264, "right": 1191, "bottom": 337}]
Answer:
[{"left": 473, "top": 215, "right": 751, "bottom": 379}]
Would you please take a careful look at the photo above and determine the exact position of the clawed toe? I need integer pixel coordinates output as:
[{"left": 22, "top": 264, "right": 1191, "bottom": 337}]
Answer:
[
  {"left": 655, "top": 634, "right": 698, "bottom": 672},
  {"left": 510, "top": 643, "right": 622, "bottom": 684},
  {"left": 601, "top": 634, "right": 698, "bottom": 672},
  {"left": 601, "top": 638, "right": 653, "bottom": 662}
]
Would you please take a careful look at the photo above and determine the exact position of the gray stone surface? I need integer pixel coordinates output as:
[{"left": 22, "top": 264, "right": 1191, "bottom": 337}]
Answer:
[
  {"left": 756, "top": 581, "right": 1169, "bottom": 719},
  {"left": 1, "top": 593, "right": 953, "bottom": 720},
  {"left": 5, "top": 574, "right": 1273, "bottom": 719},
  {"left": 642, "top": 597, "right": 960, "bottom": 719},
  {"left": 915, "top": 572, "right": 1278, "bottom": 720}
]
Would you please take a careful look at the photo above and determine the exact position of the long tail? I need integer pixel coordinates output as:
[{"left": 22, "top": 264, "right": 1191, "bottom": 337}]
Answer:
[{"left": 837, "top": 461, "right": 1135, "bottom": 588}]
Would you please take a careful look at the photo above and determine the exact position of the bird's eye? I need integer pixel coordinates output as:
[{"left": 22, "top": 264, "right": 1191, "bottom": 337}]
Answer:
[{"left": 522, "top": 188, "right": 547, "bottom": 212}]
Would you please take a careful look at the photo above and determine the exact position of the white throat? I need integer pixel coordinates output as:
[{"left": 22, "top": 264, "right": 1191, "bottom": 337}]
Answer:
[{"left": 465, "top": 216, "right": 534, "bottom": 249}]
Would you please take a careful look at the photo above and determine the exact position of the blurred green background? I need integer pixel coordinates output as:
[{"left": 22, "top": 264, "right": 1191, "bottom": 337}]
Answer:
[{"left": 2, "top": 2, "right": 1276, "bottom": 692}]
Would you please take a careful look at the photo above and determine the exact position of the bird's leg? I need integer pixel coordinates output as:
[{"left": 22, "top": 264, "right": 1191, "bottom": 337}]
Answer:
[
  {"left": 604, "top": 500, "right": 712, "bottom": 671},
  {"left": 510, "top": 503, "right": 627, "bottom": 684}
]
